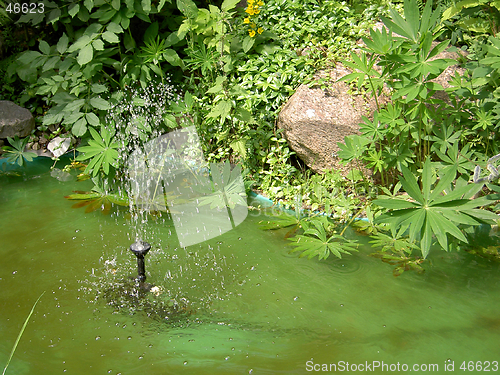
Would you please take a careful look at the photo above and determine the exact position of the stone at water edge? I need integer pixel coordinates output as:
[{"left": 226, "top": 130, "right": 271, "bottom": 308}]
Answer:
[
  {"left": 277, "top": 64, "right": 380, "bottom": 176},
  {"left": 0, "top": 100, "right": 35, "bottom": 139},
  {"left": 277, "top": 44, "right": 467, "bottom": 175},
  {"left": 47, "top": 136, "right": 71, "bottom": 158}
]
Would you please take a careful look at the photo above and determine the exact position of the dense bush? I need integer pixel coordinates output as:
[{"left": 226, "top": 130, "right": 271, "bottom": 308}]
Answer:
[{"left": 3, "top": 0, "right": 500, "bottom": 270}]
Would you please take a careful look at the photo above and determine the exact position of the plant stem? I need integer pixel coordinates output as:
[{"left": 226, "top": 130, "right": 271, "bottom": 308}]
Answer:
[{"left": 2, "top": 292, "right": 45, "bottom": 375}]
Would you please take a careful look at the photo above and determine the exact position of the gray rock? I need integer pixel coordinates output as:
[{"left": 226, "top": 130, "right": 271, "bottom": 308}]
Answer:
[
  {"left": 277, "top": 46, "right": 466, "bottom": 174},
  {"left": 0, "top": 100, "right": 35, "bottom": 139},
  {"left": 277, "top": 64, "right": 382, "bottom": 174}
]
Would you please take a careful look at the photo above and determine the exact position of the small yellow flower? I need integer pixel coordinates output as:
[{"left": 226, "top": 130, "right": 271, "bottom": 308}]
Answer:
[
  {"left": 254, "top": 8, "right": 260, "bottom": 14},
  {"left": 248, "top": 0, "right": 254, "bottom": 4},
  {"left": 249, "top": 29, "right": 256, "bottom": 37},
  {"left": 243, "top": 17, "right": 250, "bottom": 24},
  {"left": 257, "top": 27, "right": 263, "bottom": 34},
  {"left": 250, "top": 22, "right": 256, "bottom": 28},
  {"left": 257, "top": 0, "right": 264, "bottom": 5},
  {"left": 245, "top": 6, "right": 254, "bottom": 15}
]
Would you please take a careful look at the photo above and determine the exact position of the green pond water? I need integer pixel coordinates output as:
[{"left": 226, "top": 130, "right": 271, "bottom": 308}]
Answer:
[{"left": 1, "top": 159, "right": 500, "bottom": 375}]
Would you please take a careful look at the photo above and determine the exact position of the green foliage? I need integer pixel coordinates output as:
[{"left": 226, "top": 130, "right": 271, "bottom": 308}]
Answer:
[
  {"left": 369, "top": 230, "right": 425, "bottom": 276},
  {"left": 76, "top": 126, "right": 120, "bottom": 177},
  {"left": 7, "top": 0, "right": 181, "bottom": 136},
  {"left": 2, "top": 136, "right": 37, "bottom": 167},
  {"left": 65, "top": 180, "right": 129, "bottom": 215},
  {"left": 442, "top": 0, "right": 500, "bottom": 37},
  {"left": 373, "top": 158, "right": 499, "bottom": 258},
  {"left": 288, "top": 216, "right": 358, "bottom": 260},
  {"left": 198, "top": 161, "right": 247, "bottom": 209},
  {"left": 337, "top": 0, "right": 460, "bottom": 180}
]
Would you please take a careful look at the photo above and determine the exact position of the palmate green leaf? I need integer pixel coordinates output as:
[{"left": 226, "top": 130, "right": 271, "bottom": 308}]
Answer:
[
  {"left": 375, "top": 157, "right": 498, "bottom": 258},
  {"left": 337, "top": 135, "right": 371, "bottom": 162},
  {"left": 258, "top": 212, "right": 302, "bottom": 230},
  {"left": 289, "top": 233, "right": 358, "bottom": 260},
  {"left": 76, "top": 126, "right": 120, "bottom": 176}
]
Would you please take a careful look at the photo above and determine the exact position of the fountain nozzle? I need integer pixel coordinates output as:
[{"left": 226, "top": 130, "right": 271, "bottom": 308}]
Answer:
[{"left": 129, "top": 240, "right": 151, "bottom": 283}]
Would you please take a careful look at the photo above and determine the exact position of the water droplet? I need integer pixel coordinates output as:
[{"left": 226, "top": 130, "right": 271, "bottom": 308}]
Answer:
[
  {"left": 231, "top": 347, "right": 235, "bottom": 351},
  {"left": 95, "top": 336, "right": 101, "bottom": 340},
  {"left": 225, "top": 356, "right": 230, "bottom": 361},
  {"left": 183, "top": 361, "right": 188, "bottom": 365},
  {"left": 293, "top": 296, "right": 299, "bottom": 301},
  {"left": 340, "top": 304, "right": 344, "bottom": 307},
  {"left": 127, "top": 336, "right": 132, "bottom": 340}
]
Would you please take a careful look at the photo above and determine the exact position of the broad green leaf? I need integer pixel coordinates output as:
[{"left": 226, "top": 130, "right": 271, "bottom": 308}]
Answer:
[
  {"left": 111, "top": 0, "right": 120, "bottom": 10},
  {"left": 102, "top": 31, "right": 120, "bottom": 44},
  {"left": 63, "top": 111, "right": 85, "bottom": 125},
  {"left": 72, "top": 117, "right": 88, "bottom": 137},
  {"left": 124, "top": 33, "right": 136, "bottom": 51},
  {"left": 144, "top": 22, "right": 159, "bottom": 44},
  {"left": 17, "top": 51, "right": 41, "bottom": 65},
  {"left": 207, "top": 100, "right": 232, "bottom": 119},
  {"left": 242, "top": 36, "right": 255, "bottom": 53},
  {"left": 142, "top": 0, "right": 152, "bottom": 13},
  {"left": 221, "top": 0, "right": 240, "bottom": 11},
  {"left": 164, "top": 49, "right": 184, "bottom": 68},
  {"left": 57, "top": 33, "right": 69, "bottom": 54},
  {"left": 77, "top": 44, "right": 93, "bottom": 66},
  {"left": 92, "top": 39, "right": 105, "bottom": 51},
  {"left": 90, "top": 97, "right": 110, "bottom": 110},
  {"left": 107, "top": 22, "right": 123, "bottom": 34},
  {"left": 442, "top": 4, "right": 460, "bottom": 20},
  {"left": 84, "top": 0, "right": 94, "bottom": 11},
  {"left": 48, "top": 7, "right": 62, "bottom": 24},
  {"left": 39, "top": 40, "right": 50, "bottom": 55},
  {"left": 68, "top": 3, "right": 80, "bottom": 17},
  {"left": 86, "top": 113, "right": 100, "bottom": 126},
  {"left": 230, "top": 139, "right": 247, "bottom": 158},
  {"left": 177, "top": 0, "right": 198, "bottom": 19},
  {"left": 68, "top": 35, "right": 91, "bottom": 53},
  {"left": 91, "top": 84, "right": 107, "bottom": 94},
  {"left": 259, "top": 213, "right": 301, "bottom": 230},
  {"left": 65, "top": 99, "right": 85, "bottom": 112},
  {"left": 42, "top": 56, "right": 60, "bottom": 72}
]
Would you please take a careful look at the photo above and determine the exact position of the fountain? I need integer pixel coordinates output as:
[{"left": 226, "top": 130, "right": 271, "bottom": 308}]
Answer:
[
  {"left": 101, "top": 124, "right": 249, "bottom": 320},
  {"left": 129, "top": 240, "right": 151, "bottom": 283}
]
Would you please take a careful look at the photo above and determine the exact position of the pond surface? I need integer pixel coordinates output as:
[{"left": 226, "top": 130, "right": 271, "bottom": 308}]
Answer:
[{"left": 1, "top": 159, "right": 500, "bottom": 374}]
